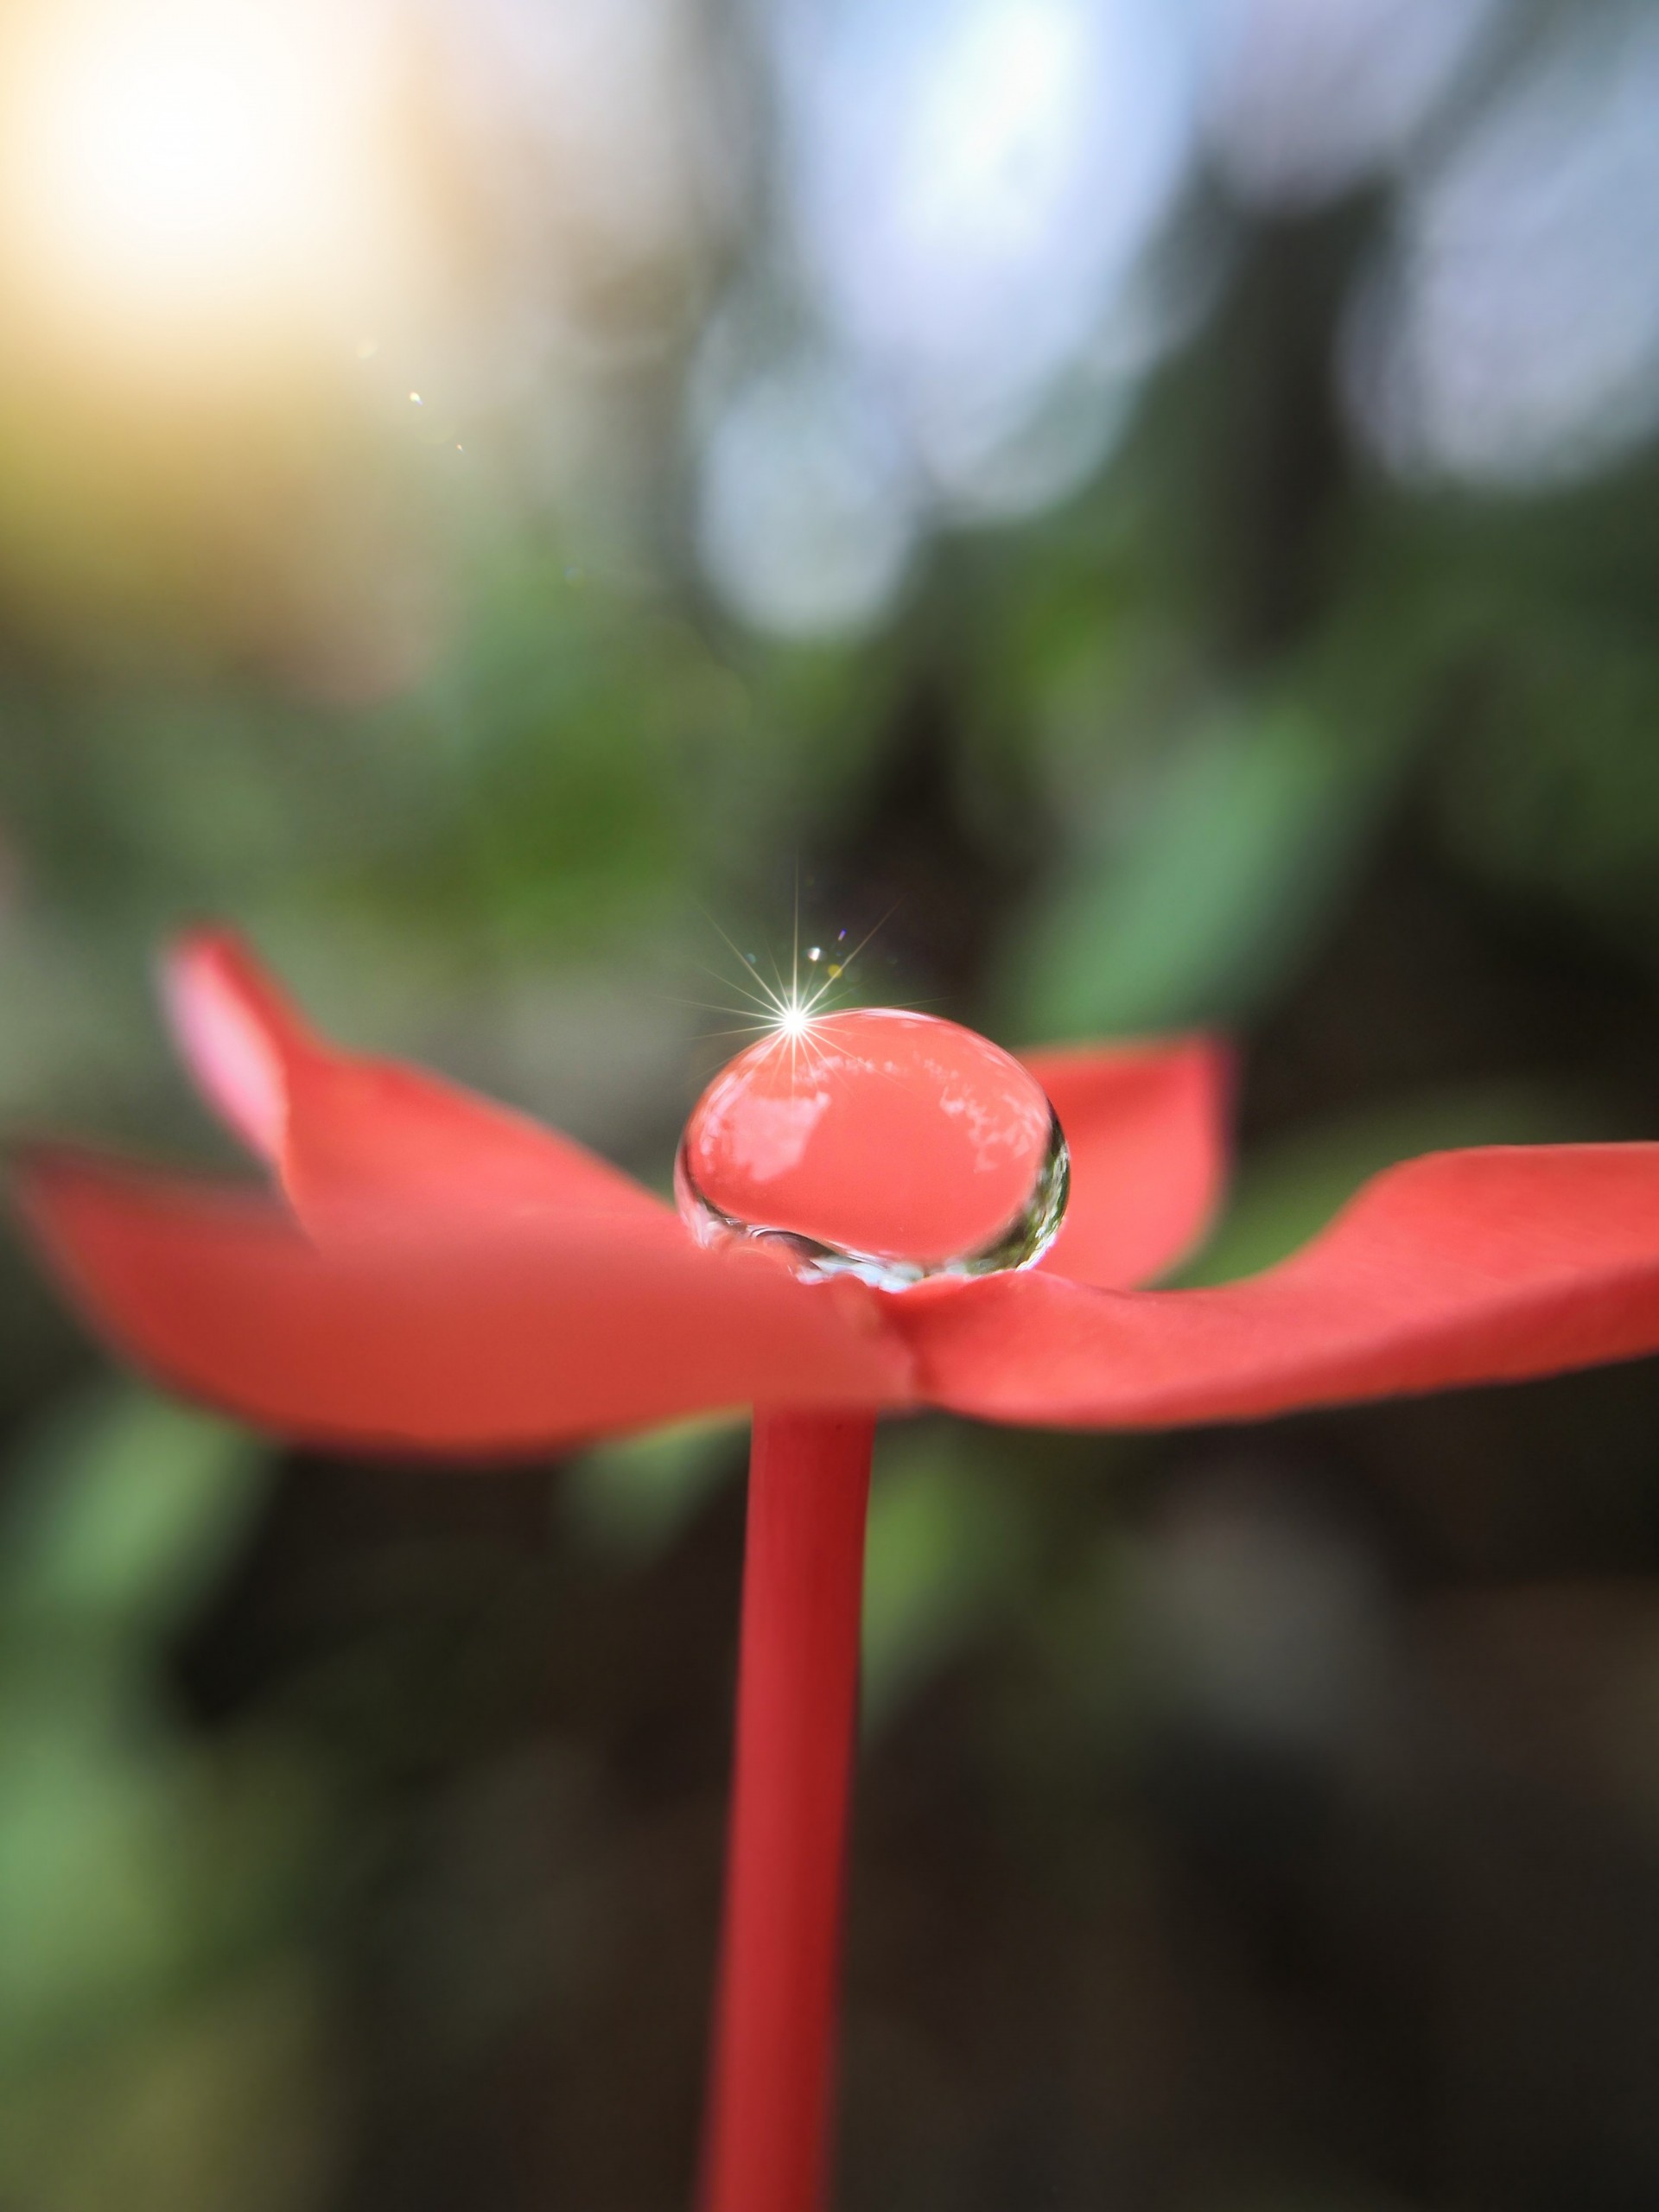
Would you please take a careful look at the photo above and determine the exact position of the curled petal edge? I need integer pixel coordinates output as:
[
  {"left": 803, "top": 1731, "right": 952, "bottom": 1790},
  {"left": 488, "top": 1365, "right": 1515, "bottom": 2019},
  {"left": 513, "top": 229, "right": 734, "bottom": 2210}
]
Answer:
[
  {"left": 164, "top": 930, "right": 674, "bottom": 1237},
  {"left": 890, "top": 1144, "right": 1659, "bottom": 1427}
]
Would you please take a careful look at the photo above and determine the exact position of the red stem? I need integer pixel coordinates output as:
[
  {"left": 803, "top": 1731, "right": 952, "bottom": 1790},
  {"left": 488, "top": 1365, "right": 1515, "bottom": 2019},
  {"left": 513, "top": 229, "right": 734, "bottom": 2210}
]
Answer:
[{"left": 700, "top": 1408, "right": 877, "bottom": 2212}]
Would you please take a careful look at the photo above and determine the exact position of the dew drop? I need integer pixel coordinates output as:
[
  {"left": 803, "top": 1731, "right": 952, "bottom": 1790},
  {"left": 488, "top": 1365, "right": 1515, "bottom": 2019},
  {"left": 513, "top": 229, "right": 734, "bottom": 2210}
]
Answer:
[{"left": 677, "top": 1007, "right": 1068, "bottom": 1289}]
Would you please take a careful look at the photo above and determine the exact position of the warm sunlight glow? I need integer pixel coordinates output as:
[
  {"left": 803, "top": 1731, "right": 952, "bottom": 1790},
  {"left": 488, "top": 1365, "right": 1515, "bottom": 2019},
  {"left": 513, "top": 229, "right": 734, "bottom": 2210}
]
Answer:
[{"left": 1, "top": 0, "right": 395, "bottom": 359}]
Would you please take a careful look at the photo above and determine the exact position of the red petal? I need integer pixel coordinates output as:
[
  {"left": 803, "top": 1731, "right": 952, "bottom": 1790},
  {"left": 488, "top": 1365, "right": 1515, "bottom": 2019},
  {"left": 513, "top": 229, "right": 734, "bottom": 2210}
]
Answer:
[
  {"left": 162, "top": 929, "right": 301, "bottom": 1158},
  {"left": 1020, "top": 1037, "right": 1230, "bottom": 1289},
  {"left": 894, "top": 1145, "right": 1659, "bottom": 1426},
  {"left": 16, "top": 1149, "right": 912, "bottom": 1454},
  {"left": 165, "top": 931, "right": 673, "bottom": 1236}
]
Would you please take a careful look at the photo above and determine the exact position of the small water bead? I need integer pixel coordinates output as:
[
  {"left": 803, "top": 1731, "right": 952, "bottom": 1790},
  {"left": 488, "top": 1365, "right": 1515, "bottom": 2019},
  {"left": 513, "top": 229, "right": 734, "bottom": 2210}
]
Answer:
[{"left": 677, "top": 1007, "right": 1069, "bottom": 1289}]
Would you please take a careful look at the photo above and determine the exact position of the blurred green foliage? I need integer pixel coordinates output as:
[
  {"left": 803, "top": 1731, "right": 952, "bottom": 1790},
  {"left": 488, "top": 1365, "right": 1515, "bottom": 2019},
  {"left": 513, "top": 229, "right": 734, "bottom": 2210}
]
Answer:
[
  {"left": 861, "top": 1427, "right": 1041, "bottom": 1732},
  {"left": 1, "top": 1388, "right": 270, "bottom": 1635},
  {"left": 0, "top": 1392, "right": 336, "bottom": 2212},
  {"left": 1004, "top": 699, "right": 1395, "bottom": 1039},
  {"left": 563, "top": 1414, "right": 744, "bottom": 1563}
]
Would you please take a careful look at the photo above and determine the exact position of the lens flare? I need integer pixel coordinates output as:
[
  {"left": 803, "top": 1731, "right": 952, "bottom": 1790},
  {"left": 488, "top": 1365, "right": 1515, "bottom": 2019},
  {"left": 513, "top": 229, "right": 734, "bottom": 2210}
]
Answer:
[{"left": 0, "top": 0, "right": 397, "bottom": 361}]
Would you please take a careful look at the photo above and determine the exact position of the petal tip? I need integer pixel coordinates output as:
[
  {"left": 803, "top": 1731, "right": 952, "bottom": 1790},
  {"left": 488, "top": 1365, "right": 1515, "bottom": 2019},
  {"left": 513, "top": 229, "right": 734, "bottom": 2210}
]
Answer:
[{"left": 159, "top": 927, "right": 296, "bottom": 1163}]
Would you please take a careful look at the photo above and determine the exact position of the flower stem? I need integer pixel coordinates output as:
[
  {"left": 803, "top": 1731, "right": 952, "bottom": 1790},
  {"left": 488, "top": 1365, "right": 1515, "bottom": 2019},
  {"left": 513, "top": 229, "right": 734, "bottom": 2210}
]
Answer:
[{"left": 701, "top": 1408, "right": 877, "bottom": 2212}]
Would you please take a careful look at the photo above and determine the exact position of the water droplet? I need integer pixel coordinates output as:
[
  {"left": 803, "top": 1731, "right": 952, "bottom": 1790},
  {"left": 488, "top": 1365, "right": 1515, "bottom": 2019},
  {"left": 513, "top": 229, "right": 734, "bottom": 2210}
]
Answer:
[{"left": 677, "top": 1008, "right": 1068, "bottom": 1289}]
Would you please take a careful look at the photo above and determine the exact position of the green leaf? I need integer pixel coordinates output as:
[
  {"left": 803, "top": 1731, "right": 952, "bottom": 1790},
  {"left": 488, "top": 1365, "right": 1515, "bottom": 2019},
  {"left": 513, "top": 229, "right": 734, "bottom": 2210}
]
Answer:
[
  {"left": 0, "top": 1696, "right": 197, "bottom": 2053},
  {"left": 861, "top": 1429, "right": 1038, "bottom": 1732},
  {"left": 0, "top": 1387, "right": 272, "bottom": 1640},
  {"left": 1005, "top": 703, "right": 1390, "bottom": 1040},
  {"left": 562, "top": 1414, "right": 743, "bottom": 1563}
]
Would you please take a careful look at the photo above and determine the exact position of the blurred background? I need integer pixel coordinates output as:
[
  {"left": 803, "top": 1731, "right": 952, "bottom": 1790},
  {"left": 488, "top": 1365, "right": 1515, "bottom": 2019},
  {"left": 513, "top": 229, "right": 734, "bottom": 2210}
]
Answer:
[{"left": 4, "top": 0, "right": 1659, "bottom": 2204}]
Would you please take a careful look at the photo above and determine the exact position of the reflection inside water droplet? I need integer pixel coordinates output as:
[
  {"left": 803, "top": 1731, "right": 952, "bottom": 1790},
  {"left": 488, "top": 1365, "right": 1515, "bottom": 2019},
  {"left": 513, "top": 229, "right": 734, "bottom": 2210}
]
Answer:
[{"left": 677, "top": 1007, "right": 1069, "bottom": 1289}]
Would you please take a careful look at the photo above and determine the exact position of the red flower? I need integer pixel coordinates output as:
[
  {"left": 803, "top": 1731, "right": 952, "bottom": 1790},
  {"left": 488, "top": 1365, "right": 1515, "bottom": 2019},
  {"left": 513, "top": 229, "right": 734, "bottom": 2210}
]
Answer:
[
  {"left": 17, "top": 928, "right": 1659, "bottom": 2212},
  {"left": 22, "top": 931, "right": 1659, "bottom": 1452}
]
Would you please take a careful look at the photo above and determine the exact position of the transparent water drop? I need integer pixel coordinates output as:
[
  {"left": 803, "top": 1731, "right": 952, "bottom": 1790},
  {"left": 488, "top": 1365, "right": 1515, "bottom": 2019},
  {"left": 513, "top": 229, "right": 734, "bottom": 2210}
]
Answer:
[{"left": 677, "top": 1007, "right": 1069, "bottom": 1289}]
